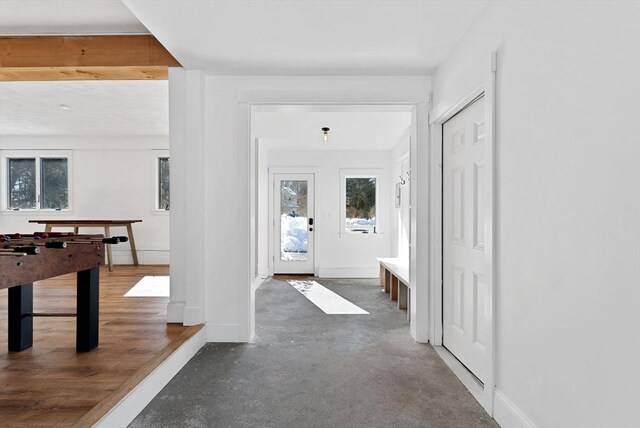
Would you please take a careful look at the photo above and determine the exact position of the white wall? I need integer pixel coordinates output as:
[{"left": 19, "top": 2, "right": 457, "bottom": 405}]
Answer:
[
  {"left": 0, "top": 136, "right": 170, "bottom": 264},
  {"left": 431, "top": 1, "right": 640, "bottom": 427},
  {"left": 267, "top": 149, "right": 391, "bottom": 278},
  {"left": 389, "top": 129, "right": 410, "bottom": 259}
]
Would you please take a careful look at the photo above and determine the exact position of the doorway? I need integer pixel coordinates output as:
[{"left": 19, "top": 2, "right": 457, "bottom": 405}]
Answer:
[
  {"left": 272, "top": 173, "right": 315, "bottom": 274},
  {"left": 429, "top": 68, "right": 496, "bottom": 414}
]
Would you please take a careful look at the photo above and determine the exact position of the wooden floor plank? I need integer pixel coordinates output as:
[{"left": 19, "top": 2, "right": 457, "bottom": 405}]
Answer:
[{"left": 0, "top": 265, "right": 201, "bottom": 427}]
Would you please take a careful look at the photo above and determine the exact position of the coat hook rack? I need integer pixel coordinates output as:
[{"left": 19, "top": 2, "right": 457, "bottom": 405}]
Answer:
[{"left": 399, "top": 175, "right": 406, "bottom": 186}]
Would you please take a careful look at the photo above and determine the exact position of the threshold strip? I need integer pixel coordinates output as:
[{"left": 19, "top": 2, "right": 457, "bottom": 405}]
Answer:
[{"left": 288, "top": 280, "right": 369, "bottom": 315}]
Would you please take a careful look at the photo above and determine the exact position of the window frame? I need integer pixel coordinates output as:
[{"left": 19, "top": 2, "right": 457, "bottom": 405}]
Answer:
[
  {"left": 1, "top": 150, "right": 73, "bottom": 212},
  {"left": 339, "top": 168, "right": 382, "bottom": 236},
  {"left": 152, "top": 150, "right": 170, "bottom": 212}
]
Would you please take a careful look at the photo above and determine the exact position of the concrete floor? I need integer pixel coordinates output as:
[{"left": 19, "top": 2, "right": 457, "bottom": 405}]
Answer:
[{"left": 130, "top": 277, "right": 498, "bottom": 427}]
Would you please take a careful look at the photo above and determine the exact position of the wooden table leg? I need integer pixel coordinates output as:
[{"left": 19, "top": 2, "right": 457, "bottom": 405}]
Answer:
[
  {"left": 74, "top": 226, "right": 79, "bottom": 234},
  {"left": 379, "top": 265, "right": 385, "bottom": 288},
  {"left": 8, "top": 283, "right": 33, "bottom": 352},
  {"left": 126, "top": 223, "right": 139, "bottom": 265},
  {"left": 76, "top": 267, "right": 99, "bottom": 352},
  {"left": 45, "top": 224, "right": 52, "bottom": 232},
  {"left": 104, "top": 225, "right": 113, "bottom": 272}
]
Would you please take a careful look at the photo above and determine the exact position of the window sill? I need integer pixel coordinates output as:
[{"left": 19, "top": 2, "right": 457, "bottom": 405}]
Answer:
[
  {"left": 339, "top": 232, "right": 384, "bottom": 238},
  {"left": 1, "top": 209, "right": 73, "bottom": 216}
]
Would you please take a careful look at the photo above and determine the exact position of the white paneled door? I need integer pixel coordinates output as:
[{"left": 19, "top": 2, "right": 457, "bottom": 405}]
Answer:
[
  {"left": 443, "top": 96, "right": 489, "bottom": 383},
  {"left": 273, "top": 173, "right": 315, "bottom": 274}
]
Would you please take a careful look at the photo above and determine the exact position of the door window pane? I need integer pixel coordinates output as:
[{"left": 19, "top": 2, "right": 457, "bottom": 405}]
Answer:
[
  {"left": 158, "top": 157, "right": 170, "bottom": 210},
  {"left": 41, "top": 158, "right": 68, "bottom": 209},
  {"left": 8, "top": 158, "right": 36, "bottom": 209},
  {"left": 280, "top": 180, "right": 308, "bottom": 261},
  {"left": 345, "top": 177, "right": 376, "bottom": 233}
]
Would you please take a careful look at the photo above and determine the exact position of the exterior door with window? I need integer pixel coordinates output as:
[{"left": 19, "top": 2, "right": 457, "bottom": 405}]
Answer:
[
  {"left": 442, "top": 95, "right": 489, "bottom": 383},
  {"left": 273, "top": 173, "right": 315, "bottom": 274}
]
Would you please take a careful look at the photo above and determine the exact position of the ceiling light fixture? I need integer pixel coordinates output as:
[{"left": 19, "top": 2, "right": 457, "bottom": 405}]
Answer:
[{"left": 321, "top": 127, "right": 330, "bottom": 144}]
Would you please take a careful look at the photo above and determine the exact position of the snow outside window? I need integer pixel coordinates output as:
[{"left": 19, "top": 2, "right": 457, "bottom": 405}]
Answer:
[{"left": 342, "top": 174, "right": 378, "bottom": 234}]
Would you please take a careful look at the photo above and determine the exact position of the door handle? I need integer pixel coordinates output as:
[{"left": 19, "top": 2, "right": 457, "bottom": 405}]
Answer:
[{"left": 309, "top": 218, "right": 314, "bottom": 226}]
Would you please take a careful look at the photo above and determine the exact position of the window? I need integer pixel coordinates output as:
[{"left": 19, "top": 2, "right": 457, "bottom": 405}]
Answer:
[
  {"left": 3, "top": 152, "right": 71, "bottom": 211},
  {"left": 157, "top": 156, "right": 170, "bottom": 210},
  {"left": 341, "top": 170, "right": 380, "bottom": 234}
]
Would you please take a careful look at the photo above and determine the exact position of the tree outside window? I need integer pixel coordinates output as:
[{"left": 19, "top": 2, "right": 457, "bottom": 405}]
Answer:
[
  {"left": 158, "top": 157, "right": 170, "bottom": 210},
  {"left": 345, "top": 177, "right": 376, "bottom": 233},
  {"left": 7, "top": 157, "right": 69, "bottom": 210}
]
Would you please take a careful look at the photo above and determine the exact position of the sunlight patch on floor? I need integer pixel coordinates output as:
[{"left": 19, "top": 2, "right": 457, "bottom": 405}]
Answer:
[
  {"left": 288, "top": 280, "right": 369, "bottom": 315},
  {"left": 125, "top": 276, "right": 170, "bottom": 297}
]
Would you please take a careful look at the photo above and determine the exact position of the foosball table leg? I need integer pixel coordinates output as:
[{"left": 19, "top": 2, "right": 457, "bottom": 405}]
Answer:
[
  {"left": 76, "top": 267, "right": 99, "bottom": 352},
  {"left": 8, "top": 284, "right": 33, "bottom": 352}
]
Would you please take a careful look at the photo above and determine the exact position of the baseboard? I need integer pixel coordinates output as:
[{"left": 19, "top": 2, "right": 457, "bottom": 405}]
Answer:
[
  {"left": 252, "top": 273, "right": 268, "bottom": 292},
  {"left": 94, "top": 326, "right": 206, "bottom": 428},
  {"left": 494, "top": 389, "right": 537, "bottom": 428},
  {"left": 166, "top": 301, "right": 185, "bottom": 323},
  {"left": 111, "top": 250, "right": 170, "bottom": 265},
  {"left": 206, "top": 323, "right": 242, "bottom": 342},
  {"left": 318, "top": 265, "right": 378, "bottom": 278},
  {"left": 182, "top": 305, "right": 203, "bottom": 326}
]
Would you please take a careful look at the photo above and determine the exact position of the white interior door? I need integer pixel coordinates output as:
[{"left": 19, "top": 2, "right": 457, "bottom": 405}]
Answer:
[
  {"left": 273, "top": 173, "right": 315, "bottom": 274},
  {"left": 442, "top": 95, "right": 489, "bottom": 383}
]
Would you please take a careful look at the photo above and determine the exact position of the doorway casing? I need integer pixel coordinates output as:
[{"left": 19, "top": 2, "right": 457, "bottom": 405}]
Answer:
[
  {"left": 248, "top": 100, "right": 429, "bottom": 344},
  {"left": 428, "top": 58, "right": 497, "bottom": 414}
]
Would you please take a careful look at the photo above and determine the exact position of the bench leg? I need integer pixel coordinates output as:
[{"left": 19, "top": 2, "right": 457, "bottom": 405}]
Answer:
[
  {"left": 398, "top": 282, "right": 408, "bottom": 310},
  {"left": 379, "top": 265, "right": 385, "bottom": 288},
  {"left": 390, "top": 276, "right": 398, "bottom": 301},
  {"left": 384, "top": 269, "right": 391, "bottom": 293},
  {"left": 8, "top": 284, "right": 33, "bottom": 352},
  {"left": 77, "top": 267, "right": 99, "bottom": 352}
]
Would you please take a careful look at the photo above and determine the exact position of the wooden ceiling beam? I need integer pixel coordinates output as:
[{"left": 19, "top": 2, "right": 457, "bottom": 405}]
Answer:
[{"left": 0, "top": 35, "right": 180, "bottom": 81}]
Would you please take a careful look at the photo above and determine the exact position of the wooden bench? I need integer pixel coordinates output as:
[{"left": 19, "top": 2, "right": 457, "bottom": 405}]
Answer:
[{"left": 377, "top": 257, "right": 410, "bottom": 319}]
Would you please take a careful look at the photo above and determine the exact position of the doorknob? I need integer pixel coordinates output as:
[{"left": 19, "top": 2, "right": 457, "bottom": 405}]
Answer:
[{"left": 309, "top": 227, "right": 313, "bottom": 232}]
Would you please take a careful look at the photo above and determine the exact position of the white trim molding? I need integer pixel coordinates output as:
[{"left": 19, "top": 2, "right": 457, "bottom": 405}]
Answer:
[
  {"left": 493, "top": 390, "right": 538, "bottom": 428},
  {"left": 317, "top": 264, "right": 379, "bottom": 278}
]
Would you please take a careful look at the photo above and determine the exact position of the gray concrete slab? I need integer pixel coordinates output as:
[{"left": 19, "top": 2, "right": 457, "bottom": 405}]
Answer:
[{"left": 130, "top": 277, "right": 499, "bottom": 428}]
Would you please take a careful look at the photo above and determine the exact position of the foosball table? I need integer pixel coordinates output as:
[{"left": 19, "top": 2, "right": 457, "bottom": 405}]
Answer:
[{"left": 0, "top": 232, "right": 126, "bottom": 352}]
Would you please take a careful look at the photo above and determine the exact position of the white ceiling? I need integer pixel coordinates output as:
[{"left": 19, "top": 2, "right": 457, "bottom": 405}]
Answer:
[
  {"left": 0, "top": 0, "right": 149, "bottom": 35},
  {"left": 0, "top": 81, "right": 168, "bottom": 136},
  {"left": 123, "top": 0, "right": 488, "bottom": 75},
  {"left": 252, "top": 110, "right": 411, "bottom": 151}
]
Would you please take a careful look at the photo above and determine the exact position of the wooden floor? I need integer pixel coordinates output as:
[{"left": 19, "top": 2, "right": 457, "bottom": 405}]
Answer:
[{"left": 0, "top": 265, "right": 202, "bottom": 427}]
